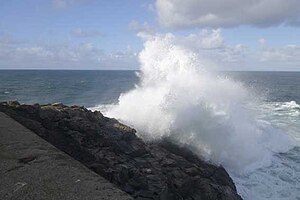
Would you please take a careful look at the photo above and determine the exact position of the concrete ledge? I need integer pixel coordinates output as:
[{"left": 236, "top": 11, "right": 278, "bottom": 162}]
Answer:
[{"left": 0, "top": 112, "right": 132, "bottom": 200}]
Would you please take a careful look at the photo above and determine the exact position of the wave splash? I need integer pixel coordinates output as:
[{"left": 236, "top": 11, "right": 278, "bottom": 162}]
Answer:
[{"left": 107, "top": 33, "right": 292, "bottom": 175}]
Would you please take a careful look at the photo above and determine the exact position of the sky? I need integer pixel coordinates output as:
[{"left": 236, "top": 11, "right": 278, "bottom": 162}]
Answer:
[{"left": 1, "top": 0, "right": 300, "bottom": 71}]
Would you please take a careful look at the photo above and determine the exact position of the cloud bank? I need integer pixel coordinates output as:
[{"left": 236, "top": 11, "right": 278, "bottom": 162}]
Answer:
[
  {"left": 0, "top": 34, "right": 137, "bottom": 69},
  {"left": 156, "top": 0, "right": 300, "bottom": 28},
  {"left": 2, "top": 29, "right": 300, "bottom": 70}
]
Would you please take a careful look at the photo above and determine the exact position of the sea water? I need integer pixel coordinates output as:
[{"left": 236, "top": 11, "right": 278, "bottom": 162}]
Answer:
[{"left": 0, "top": 69, "right": 299, "bottom": 199}]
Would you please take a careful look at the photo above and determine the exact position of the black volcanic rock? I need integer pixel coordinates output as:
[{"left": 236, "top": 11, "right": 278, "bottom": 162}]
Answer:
[{"left": 0, "top": 101, "right": 242, "bottom": 200}]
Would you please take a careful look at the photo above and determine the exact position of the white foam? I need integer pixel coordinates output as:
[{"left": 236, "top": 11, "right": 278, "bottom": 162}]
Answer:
[
  {"left": 233, "top": 147, "right": 300, "bottom": 200},
  {"left": 91, "top": 101, "right": 300, "bottom": 200},
  {"left": 88, "top": 104, "right": 115, "bottom": 114},
  {"left": 274, "top": 101, "right": 300, "bottom": 111},
  {"left": 106, "top": 33, "right": 292, "bottom": 173},
  {"left": 94, "top": 32, "right": 295, "bottom": 199},
  {"left": 259, "top": 101, "right": 300, "bottom": 145}
]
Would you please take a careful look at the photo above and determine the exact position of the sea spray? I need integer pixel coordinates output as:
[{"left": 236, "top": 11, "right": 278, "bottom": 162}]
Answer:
[{"left": 107, "top": 33, "right": 292, "bottom": 175}]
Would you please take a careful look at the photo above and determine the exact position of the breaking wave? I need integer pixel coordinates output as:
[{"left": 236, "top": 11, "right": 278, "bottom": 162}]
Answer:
[{"left": 91, "top": 33, "right": 296, "bottom": 199}]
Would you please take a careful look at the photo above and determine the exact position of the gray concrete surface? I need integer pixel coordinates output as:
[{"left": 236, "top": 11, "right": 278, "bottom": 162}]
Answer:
[{"left": 0, "top": 112, "right": 133, "bottom": 200}]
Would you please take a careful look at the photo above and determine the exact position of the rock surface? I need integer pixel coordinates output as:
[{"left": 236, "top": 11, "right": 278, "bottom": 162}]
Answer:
[
  {"left": 0, "top": 101, "right": 242, "bottom": 200},
  {"left": 0, "top": 112, "right": 133, "bottom": 200}
]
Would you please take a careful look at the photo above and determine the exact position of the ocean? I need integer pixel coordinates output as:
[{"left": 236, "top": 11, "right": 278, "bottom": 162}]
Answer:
[{"left": 0, "top": 70, "right": 299, "bottom": 200}]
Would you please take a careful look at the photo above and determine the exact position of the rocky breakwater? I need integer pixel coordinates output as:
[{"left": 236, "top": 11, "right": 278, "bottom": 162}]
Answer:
[{"left": 0, "top": 101, "right": 242, "bottom": 200}]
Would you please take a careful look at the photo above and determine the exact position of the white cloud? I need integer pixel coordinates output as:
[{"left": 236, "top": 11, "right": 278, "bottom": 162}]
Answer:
[
  {"left": 128, "top": 21, "right": 155, "bottom": 36},
  {"left": 1, "top": 31, "right": 300, "bottom": 70},
  {"left": 174, "top": 30, "right": 247, "bottom": 64},
  {"left": 16, "top": 47, "right": 54, "bottom": 59},
  {"left": 156, "top": 0, "right": 300, "bottom": 28},
  {"left": 141, "top": 3, "right": 156, "bottom": 13},
  {"left": 52, "top": 0, "right": 93, "bottom": 9},
  {"left": 220, "top": 44, "right": 248, "bottom": 63},
  {"left": 53, "top": 0, "right": 68, "bottom": 8},
  {"left": 0, "top": 35, "right": 137, "bottom": 69},
  {"left": 260, "top": 44, "right": 300, "bottom": 62},
  {"left": 0, "top": 32, "right": 24, "bottom": 59},
  {"left": 179, "top": 29, "right": 224, "bottom": 49},
  {"left": 139, "top": 30, "right": 300, "bottom": 70},
  {"left": 71, "top": 28, "right": 104, "bottom": 38},
  {"left": 259, "top": 38, "right": 267, "bottom": 46}
]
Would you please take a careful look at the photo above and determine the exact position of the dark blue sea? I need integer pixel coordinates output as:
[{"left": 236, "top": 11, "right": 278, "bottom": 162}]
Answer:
[
  {"left": 0, "top": 70, "right": 138, "bottom": 107},
  {"left": 1, "top": 70, "right": 300, "bottom": 106}
]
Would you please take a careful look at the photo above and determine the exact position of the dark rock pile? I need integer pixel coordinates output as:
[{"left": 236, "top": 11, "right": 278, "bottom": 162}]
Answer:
[{"left": 0, "top": 101, "right": 242, "bottom": 200}]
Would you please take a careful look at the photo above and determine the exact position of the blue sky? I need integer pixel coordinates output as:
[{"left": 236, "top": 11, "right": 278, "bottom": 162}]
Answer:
[
  {"left": 1, "top": 0, "right": 300, "bottom": 70},
  {"left": 0, "top": 0, "right": 152, "bottom": 50}
]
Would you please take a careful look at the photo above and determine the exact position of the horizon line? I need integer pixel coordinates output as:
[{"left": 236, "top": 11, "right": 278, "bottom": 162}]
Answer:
[{"left": 1, "top": 69, "right": 300, "bottom": 72}]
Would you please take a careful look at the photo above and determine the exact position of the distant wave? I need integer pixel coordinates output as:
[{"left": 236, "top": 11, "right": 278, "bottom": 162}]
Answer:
[{"left": 274, "top": 101, "right": 300, "bottom": 111}]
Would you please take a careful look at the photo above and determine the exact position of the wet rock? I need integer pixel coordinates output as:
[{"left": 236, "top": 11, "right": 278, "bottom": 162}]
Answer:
[{"left": 0, "top": 101, "right": 242, "bottom": 200}]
